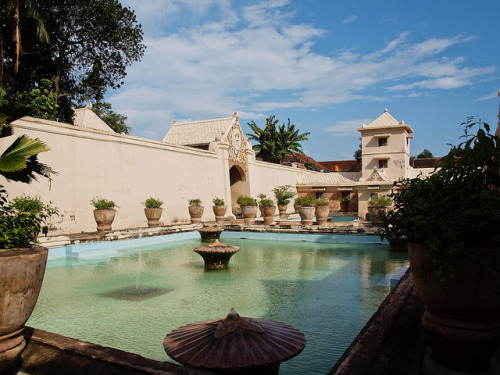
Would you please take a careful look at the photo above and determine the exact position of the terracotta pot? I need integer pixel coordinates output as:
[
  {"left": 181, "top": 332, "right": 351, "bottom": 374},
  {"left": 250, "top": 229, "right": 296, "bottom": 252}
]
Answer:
[
  {"left": 212, "top": 206, "right": 227, "bottom": 224},
  {"left": 367, "top": 206, "right": 388, "bottom": 226},
  {"left": 261, "top": 206, "right": 276, "bottom": 225},
  {"left": 241, "top": 206, "right": 258, "bottom": 224},
  {"left": 93, "top": 209, "right": 116, "bottom": 233},
  {"left": 315, "top": 205, "right": 330, "bottom": 225},
  {"left": 408, "top": 242, "right": 500, "bottom": 372},
  {"left": 278, "top": 204, "right": 288, "bottom": 219},
  {"left": 298, "top": 207, "right": 315, "bottom": 226},
  {"left": 0, "top": 245, "right": 48, "bottom": 373},
  {"left": 188, "top": 206, "right": 204, "bottom": 224},
  {"left": 144, "top": 207, "right": 162, "bottom": 227},
  {"left": 387, "top": 237, "right": 408, "bottom": 252},
  {"left": 293, "top": 203, "right": 298, "bottom": 214}
]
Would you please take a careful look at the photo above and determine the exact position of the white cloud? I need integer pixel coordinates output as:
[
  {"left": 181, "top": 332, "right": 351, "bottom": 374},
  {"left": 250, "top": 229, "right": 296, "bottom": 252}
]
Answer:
[
  {"left": 474, "top": 91, "right": 500, "bottom": 102},
  {"left": 342, "top": 15, "right": 357, "bottom": 24},
  {"left": 324, "top": 118, "right": 373, "bottom": 136}
]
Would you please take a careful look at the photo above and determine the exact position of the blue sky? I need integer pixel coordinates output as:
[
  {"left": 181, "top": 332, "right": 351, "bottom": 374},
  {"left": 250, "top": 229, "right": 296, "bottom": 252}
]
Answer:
[{"left": 111, "top": 0, "right": 499, "bottom": 161}]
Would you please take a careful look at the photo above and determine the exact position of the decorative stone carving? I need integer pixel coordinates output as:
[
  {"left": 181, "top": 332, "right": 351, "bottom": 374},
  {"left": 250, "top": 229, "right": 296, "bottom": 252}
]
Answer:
[
  {"left": 227, "top": 121, "right": 247, "bottom": 164},
  {"left": 366, "top": 170, "right": 385, "bottom": 182}
]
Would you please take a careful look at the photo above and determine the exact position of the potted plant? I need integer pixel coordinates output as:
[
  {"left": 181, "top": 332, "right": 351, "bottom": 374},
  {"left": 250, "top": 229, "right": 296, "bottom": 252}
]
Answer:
[
  {"left": 339, "top": 196, "right": 350, "bottom": 212},
  {"left": 367, "top": 195, "right": 392, "bottom": 226},
  {"left": 0, "top": 191, "right": 57, "bottom": 373},
  {"left": 381, "top": 118, "right": 500, "bottom": 372},
  {"left": 212, "top": 197, "right": 226, "bottom": 224},
  {"left": 142, "top": 197, "right": 163, "bottom": 228},
  {"left": 273, "top": 185, "right": 296, "bottom": 219},
  {"left": 236, "top": 196, "right": 258, "bottom": 224},
  {"left": 256, "top": 193, "right": 267, "bottom": 217},
  {"left": 188, "top": 199, "right": 204, "bottom": 224},
  {"left": 91, "top": 197, "right": 117, "bottom": 233},
  {"left": 258, "top": 196, "right": 276, "bottom": 225},
  {"left": 295, "top": 196, "right": 316, "bottom": 225},
  {"left": 315, "top": 199, "right": 330, "bottom": 225}
]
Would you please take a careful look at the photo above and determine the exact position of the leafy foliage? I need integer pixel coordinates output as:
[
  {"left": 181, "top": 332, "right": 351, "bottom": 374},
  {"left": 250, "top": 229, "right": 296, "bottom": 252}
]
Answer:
[
  {"left": 339, "top": 196, "right": 350, "bottom": 204},
  {"left": 315, "top": 199, "right": 330, "bottom": 206},
  {"left": 236, "top": 196, "right": 257, "bottom": 206},
  {"left": 417, "top": 148, "right": 434, "bottom": 159},
  {"left": 90, "top": 197, "right": 116, "bottom": 210},
  {"left": 11, "top": 79, "right": 58, "bottom": 120},
  {"left": 188, "top": 198, "right": 202, "bottom": 206},
  {"left": 0, "top": 189, "right": 58, "bottom": 249},
  {"left": 272, "top": 185, "right": 296, "bottom": 205},
  {"left": 368, "top": 195, "right": 392, "bottom": 207},
  {"left": 380, "top": 118, "right": 500, "bottom": 279},
  {"left": 295, "top": 196, "right": 316, "bottom": 207},
  {"left": 142, "top": 197, "right": 163, "bottom": 208},
  {"left": 247, "top": 116, "right": 309, "bottom": 164},
  {"left": 212, "top": 197, "right": 225, "bottom": 206},
  {"left": 354, "top": 143, "right": 362, "bottom": 163},
  {"left": 259, "top": 198, "right": 274, "bottom": 207}
]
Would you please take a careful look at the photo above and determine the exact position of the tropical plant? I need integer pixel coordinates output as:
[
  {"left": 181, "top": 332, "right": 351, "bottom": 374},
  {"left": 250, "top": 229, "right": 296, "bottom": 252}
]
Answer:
[
  {"left": 236, "top": 196, "right": 257, "bottom": 206},
  {"left": 90, "top": 197, "right": 116, "bottom": 210},
  {"left": 272, "top": 185, "right": 296, "bottom": 205},
  {"left": 259, "top": 198, "right": 274, "bottom": 207},
  {"left": 380, "top": 117, "right": 500, "bottom": 279},
  {"left": 246, "top": 116, "right": 310, "bottom": 164},
  {"left": 142, "top": 197, "right": 163, "bottom": 208},
  {"left": 0, "top": 189, "right": 58, "bottom": 249},
  {"left": 368, "top": 195, "right": 392, "bottom": 208},
  {"left": 295, "top": 196, "right": 316, "bottom": 207},
  {"left": 0, "top": 90, "right": 53, "bottom": 183},
  {"left": 212, "top": 197, "right": 225, "bottom": 206},
  {"left": 188, "top": 198, "right": 202, "bottom": 206},
  {"left": 315, "top": 199, "right": 330, "bottom": 206}
]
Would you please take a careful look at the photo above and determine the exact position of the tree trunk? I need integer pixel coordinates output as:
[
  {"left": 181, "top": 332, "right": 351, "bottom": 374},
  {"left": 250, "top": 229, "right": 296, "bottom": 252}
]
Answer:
[
  {"left": 12, "top": 0, "right": 20, "bottom": 74},
  {"left": 0, "top": 30, "right": 4, "bottom": 89}
]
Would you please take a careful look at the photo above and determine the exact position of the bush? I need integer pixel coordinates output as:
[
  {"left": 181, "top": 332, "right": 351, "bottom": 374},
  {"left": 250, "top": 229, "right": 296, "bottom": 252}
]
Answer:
[
  {"left": 142, "top": 197, "right": 163, "bottom": 208},
  {"left": 188, "top": 199, "right": 202, "bottom": 206},
  {"left": 368, "top": 196, "right": 392, "bottom": 208},
  {"left": 237, "top": 196, "right": 257, "bottom": 206},
  {"left": 91, "top": 197, "right": 116, "bottom": 210},
  {"left": 315, "top": 199, "right": 330, "bottom": 206},
  {"left": 295, "top": 196, "right": 316, "bottom": 207},
  {"left": 0, "top": 189, "right": 58, "bottom": 249},
  {"left": 259, "top": 198, "right": 274, "bottom": 207},
  {"left": 273, "top": 185, "right": 296, "bottom": 205},
  {"left": 212, "top": 197, "right": 225, "bottom": 206}
]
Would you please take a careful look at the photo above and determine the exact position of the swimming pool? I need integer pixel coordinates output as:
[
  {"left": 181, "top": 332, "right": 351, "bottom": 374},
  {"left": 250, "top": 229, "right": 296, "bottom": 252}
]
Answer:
[{"left": 28, "top": 231, "right": 408, "bottom": 374}]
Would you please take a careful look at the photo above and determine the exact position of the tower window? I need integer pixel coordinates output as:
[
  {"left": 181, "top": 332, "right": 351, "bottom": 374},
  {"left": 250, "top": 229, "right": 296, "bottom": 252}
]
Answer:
[
  {"left": 379, "top": 159, "right": 388, "bottom": 168},
  {"left": 378, "top": 137, "right": 388, "bottom": 146}
]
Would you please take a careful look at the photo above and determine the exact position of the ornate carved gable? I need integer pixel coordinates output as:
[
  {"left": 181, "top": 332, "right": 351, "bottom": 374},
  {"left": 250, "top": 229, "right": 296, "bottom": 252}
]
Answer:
[
  {"left": 227, "top": 120, "right": 248, "bottom": 164},
  {"left": 366, "top": 170, "right": 386, "bottom": 182}
]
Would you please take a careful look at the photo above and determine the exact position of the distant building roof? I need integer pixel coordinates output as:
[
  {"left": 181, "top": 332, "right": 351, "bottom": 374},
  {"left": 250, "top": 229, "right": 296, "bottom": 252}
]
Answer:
[
  {"left": 73, "top": 103, "right": 115, "bottom": 133},
  {"left": 162, "top": 112, "right": 239, "bottom": 147},
  {"left": 319, "top": 160, "right": 361, "bottom": 172},
  {"left": 413, "top": 158, "right": 440, "bottom": 169},
  {"left": 358, "top": 109, "right": 413, "bottom": 133},
  {"left": 297, "top": 171, "right": 361, "bottom": 186},
  {"left": 282, "top": 152, "right": 328, "bottom": 171}
]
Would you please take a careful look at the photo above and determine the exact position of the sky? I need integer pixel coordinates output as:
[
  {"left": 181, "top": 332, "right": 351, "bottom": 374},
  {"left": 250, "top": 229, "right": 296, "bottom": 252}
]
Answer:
[{"left": 110, "top": 0, "right": 500, "bottom": 161}]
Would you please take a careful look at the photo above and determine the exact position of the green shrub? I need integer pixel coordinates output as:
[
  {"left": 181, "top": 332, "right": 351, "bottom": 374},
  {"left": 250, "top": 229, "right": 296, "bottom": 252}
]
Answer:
[
  {"left": 295, "top": 196, "right": 316, "bottom": 207},
  {"left": 259, "top": 198, "right": 274, "bottom": 207},
  {"left": 0, "top": 189, "right": 58, "bottom": 249},
  {"left": 91, "top": 197, "right": 116, "bottom": 210},
  {"left": 315, "top": 199, "right": 330, "bottom": 206},
  {"left": 339, "top": 196, "right": 350, "bottom": 204},
  {"left": 368, "top": 196, "right": 392, "bottom": 208},
  {"left": 273, "top": 185, "right": 296, "bottom": 205},
  {"left": 142, "top": 197, "right": 163, "bottom": 208},
  {"left": 212, "top": 197, "right": 225, "bottom": 206},
  {"left": 188, "top": 198, "right": 202, "bottom": 206},
  {"left": 237, "top": 196, "right": 257, "bottom": 206}
]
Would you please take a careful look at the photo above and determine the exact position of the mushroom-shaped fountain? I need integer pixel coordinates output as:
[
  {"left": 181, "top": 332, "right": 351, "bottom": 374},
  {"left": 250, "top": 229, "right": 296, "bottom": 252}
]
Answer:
[
  {"left": 193, "top": 241, "right": 239, "bottom": 270},
  {"left": 164, "top": 308, "right": 306, "bottom": 374},
  {"left": 196, "top": 226, "right": 224, "bottom": 242}
]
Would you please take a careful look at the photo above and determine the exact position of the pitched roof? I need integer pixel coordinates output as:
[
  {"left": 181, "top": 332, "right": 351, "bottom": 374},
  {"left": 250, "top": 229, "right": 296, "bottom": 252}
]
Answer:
[
  {"left": 319, "top": 160, "right": 361, "bottom": 172},
  {"left": 282, "top": 152, "right": 328, "bottom": 170},
  {"left": 413, "top": 158, "right": 441, "bottom": 168},
  {"left": 358, "top": 109, "right": 413, "bottom": 133},
  {"left": 297, "top": 171, "right": 361, "bottom": 186},
  {"left": 73, "top": 103, "right": 115, "bottom": 133},
  {"left": 162, "top": 112, "right": 239, "bottom": 146}
]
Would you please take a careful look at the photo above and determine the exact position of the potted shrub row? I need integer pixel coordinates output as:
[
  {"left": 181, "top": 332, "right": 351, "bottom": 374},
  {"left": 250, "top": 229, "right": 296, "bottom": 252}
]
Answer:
[
  {"left": 380, "top": 118, "right": 500, "bottom": 372},
  {"left": 294, "top": 196, "right": 331, "bottom": 225},
  {"left": 272, "top": 185, "right": 296, "bottom": 218},
  {"left": 258, "top": 194, "right": 276, "bottom": 225},
  {"left": 236, "top": 196, "right": 258, "bottom": 224}
]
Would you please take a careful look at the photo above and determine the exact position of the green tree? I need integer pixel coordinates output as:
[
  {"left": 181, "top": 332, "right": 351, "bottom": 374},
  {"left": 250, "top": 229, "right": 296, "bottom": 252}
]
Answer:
[
  {"left": 12, "top": 78, "right": 58, "bottom": 120},
  {"left": 416, "top": 148, "right": 434, "bottom": 158},
  {"left": 94, "top": 101, "right": 130, "bottom": 134},
  {"left": 247, "top": 116, "right": 310, "bottom": 164},
  {"left": 354, "top": 143, "right": 362, "bottom": 162}
]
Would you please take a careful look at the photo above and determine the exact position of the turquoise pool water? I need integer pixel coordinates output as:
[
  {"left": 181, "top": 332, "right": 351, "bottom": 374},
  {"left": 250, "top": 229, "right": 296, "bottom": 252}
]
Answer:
[{"left": 28, "top": 232, "right": 408, "bottom": 375}]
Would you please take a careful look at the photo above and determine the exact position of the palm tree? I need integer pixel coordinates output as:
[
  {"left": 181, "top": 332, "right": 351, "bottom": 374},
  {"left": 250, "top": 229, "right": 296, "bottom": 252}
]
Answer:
[
  {"left": 0, "top": 91, "right": 53, "bottom": 183},
  {"left": 247, "top": 116, "right": 310, "bottom": 164}
]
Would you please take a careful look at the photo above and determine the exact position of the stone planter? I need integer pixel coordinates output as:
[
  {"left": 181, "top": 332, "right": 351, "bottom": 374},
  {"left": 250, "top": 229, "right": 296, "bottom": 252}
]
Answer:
[
  {"left": 144, "top": 207, "right": 162, "bottom": 228},
  {"left": 0, "top": 245, "right": 48, "bottom": 374},
  {"left": 408, "top": 242, "right": 500, "bottom": 372},
  {"left": 367, "top": 206, "right": 388, "bottom": 226},
  {"left": 315, "top": 205, "right": 330, "bottom": 225},
  {"left": 298, "top": 207, "right": 315, "bottom": 226},
  {"left": 188, "top": 206, "right": 204, "bottom": 224},
  {"left": 93, "top": 209, "right": 116, "bottom": 233},
  {"left": 212, "top": 206, "right": 227, "bottom": 224},
  {"left": 278, "top": 204, "right": 288, "bottom": 219},
  {"left": 241, "top": 206, "right": 258, "bottom": 224},
  {"left": 261, "top": 206, "right": 276, "bottom": 225}
]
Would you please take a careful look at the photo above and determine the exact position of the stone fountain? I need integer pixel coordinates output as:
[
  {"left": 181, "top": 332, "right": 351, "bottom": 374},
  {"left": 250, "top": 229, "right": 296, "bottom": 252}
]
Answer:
[{"left": 193, "top": 241, "right": 239, "bottom": 270}]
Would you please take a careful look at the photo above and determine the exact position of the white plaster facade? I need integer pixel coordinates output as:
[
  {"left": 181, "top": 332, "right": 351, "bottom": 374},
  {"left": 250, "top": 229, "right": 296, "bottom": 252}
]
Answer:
[{"left": 1, "top": 108, "right": 431, "bottom": 234}]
